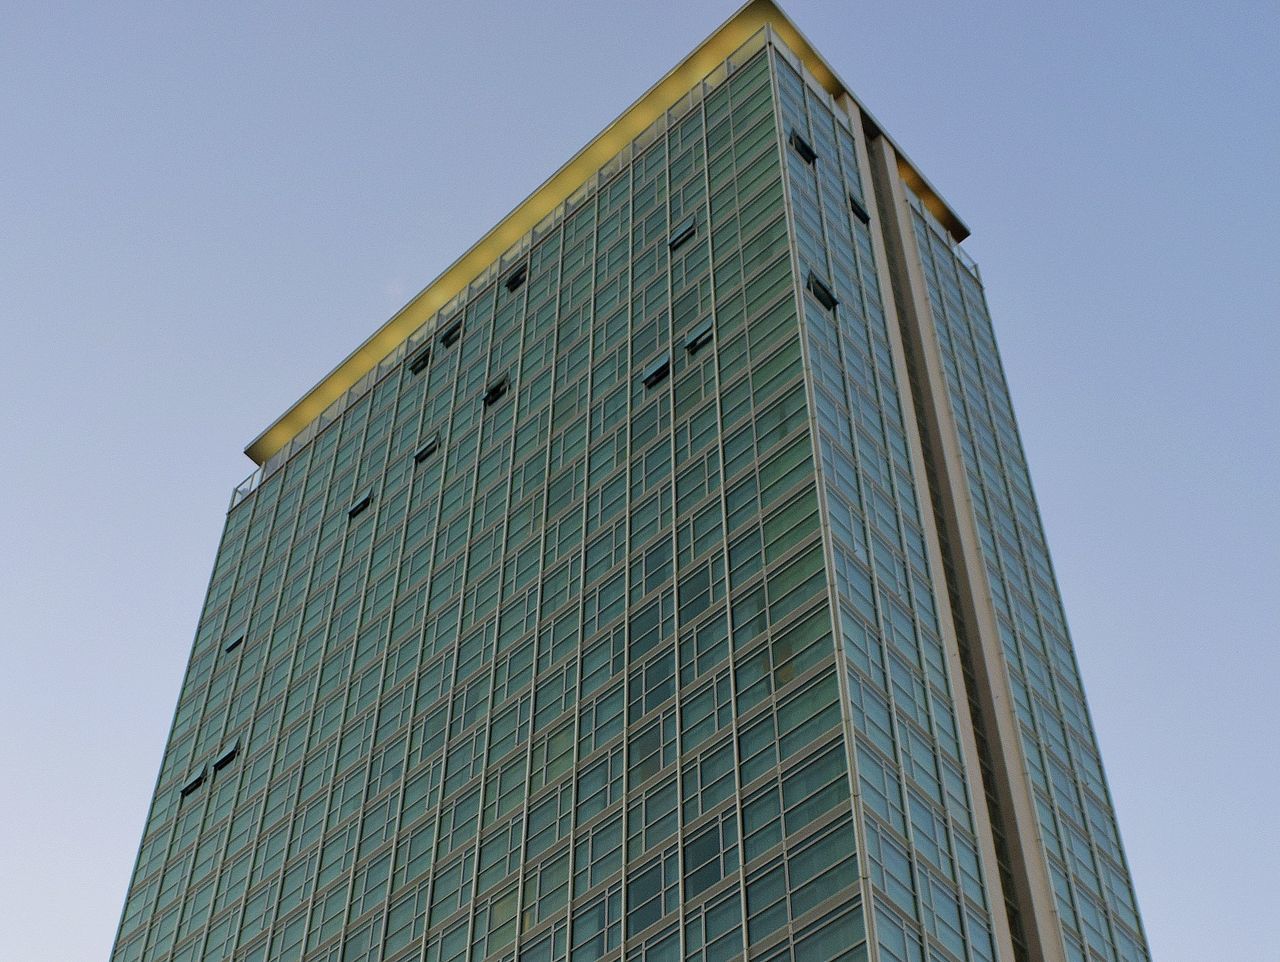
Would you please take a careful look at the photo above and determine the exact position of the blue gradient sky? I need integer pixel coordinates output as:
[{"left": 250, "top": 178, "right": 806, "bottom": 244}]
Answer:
[{"left": 2, "top": 2, "right": 1276, "bottom": 959}]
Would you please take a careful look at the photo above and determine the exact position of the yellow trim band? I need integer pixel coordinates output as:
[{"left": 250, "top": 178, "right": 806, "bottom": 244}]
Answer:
[{"left": 246, "top": 0, "right": 967, "bottom": 465}]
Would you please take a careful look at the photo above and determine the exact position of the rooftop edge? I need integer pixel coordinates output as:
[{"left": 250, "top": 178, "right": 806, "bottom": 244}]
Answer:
[{"left": 245, "top": 0, "right": 970, "bottom": 465}]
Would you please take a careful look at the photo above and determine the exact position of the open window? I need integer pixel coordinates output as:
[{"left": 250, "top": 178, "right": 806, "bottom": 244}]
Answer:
[
  {"left": 224, "top": 634, "right": 244, "bottom": 654},
  {"left": 504, "top": 264, "right": 528, "bottom": 293},
  {"left": 483, "top": 376, "right": 510, "bottom": 407},
  {"left": 407, "top": 344, "right": 432, "bottom": 375},
  {"left": 347, "top": 489, "right": 373, "bottom": 519},
  {"left": 789, "top": 129, "right": 817, "bottom": 165},
  {"left": 439, "top": 317, "right": 463, "bottom": 347},
  {"left": 806, "top": 272, "right": 838, "bottom": 312},
  {"left": 684, "top": 318, "right": 715, "bottom": 355},
  {"left": 849, "top": 193, "right": 870, "bottom": 225},
  {"left": 668, "top": 215, "right": 697, "bottom": 252},
  {"left": 640, "top": 354, "right": 671, "bottom": 389},
  {"left": 212, "top": 741, "right": 240, "bottom": 773},
  {"left": 179, "top": 766, "right": 207, "bottom": 799},
  {"left": 414, "top": 432, "right": 441, "bottom": 464}
]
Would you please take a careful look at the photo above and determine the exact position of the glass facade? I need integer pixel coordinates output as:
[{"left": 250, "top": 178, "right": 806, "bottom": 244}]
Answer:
[
  {"left": 775, "top": 50, "right": 1000, "bottom": 962},
  {"left": 907, "top": 199, "right": 1147, "bottom": 962},
  {"left": 110, "top": 14, "right": 1147, "bottom": 962}
]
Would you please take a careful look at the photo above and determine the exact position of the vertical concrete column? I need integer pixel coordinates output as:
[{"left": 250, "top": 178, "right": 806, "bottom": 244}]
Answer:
[
  {"left": 864, "top": 129, "right": 1068, "bottom": 962},
  {"left": 832, "top": 90, "right": 1019, "bottom": 962}
]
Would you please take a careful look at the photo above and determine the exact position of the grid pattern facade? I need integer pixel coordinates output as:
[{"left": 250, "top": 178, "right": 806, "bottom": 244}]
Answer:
[
  {"left": 110, "top": 21, "right": 1148, "bottom": 962},
  {"left": 112, "top": 42, "right": 870, "bottom": 962},
  {"left": 775, "top": 52, "right": 1000, "bottom": 962},
  {"left": 907, "top": 201, "right": 1148, "bottom": 962}
]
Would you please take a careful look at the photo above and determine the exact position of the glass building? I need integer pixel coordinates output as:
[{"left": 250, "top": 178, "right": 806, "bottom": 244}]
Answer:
[{"left": 110, "top": 4, "right": 1149, "bottom": 962}]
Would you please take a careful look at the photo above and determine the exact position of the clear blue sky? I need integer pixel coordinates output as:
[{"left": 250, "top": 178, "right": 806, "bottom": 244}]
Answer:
[{"left": 2, "top": 2, "right": 1276, "bottom": 959}]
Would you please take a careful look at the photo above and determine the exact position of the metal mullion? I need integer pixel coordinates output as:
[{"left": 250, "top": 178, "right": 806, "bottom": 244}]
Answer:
[
  {"left": 937, "top": 253, "right": 1070, "bottom": 945},
  {"left": 250, "top": 382, "right": 400, "bottom": 958},
  {"left": 373, "top": 310, "right": 472, "bottom": 953},
  {"left": 765, "top": 39, "right": 884, "bottom": 956},
  {"left": 413, "top": 282, "right": 504, "bottom": 950},
  {"left": 189, "top": 451, "right": 320, "bottom": 961},
  {"left": 655, "top": 78, "right": 742, "bottom": 962},
  {"left": 510, "top": 201, "right": 580, "bottom": 958},
  {"left": 355, "top": 359, "right": 450, "bottom": 948},
  {"left": 609, "top": 127, "right": 667, "bottom": 960},
  {"left": 279, "top": 348, "right": 454, "bottom": 961},
  {"left": 213, "top": 425, "right": 348, "bottom": 959},
  {"left": 949, "top": 268, "right": 1117, "bottom": 951},
  {"left": 311, "top": 363, "right": 440, "bottom": 960},
  {"left": 700, "top": 41, "right": 788, "bottom": 958},
  {"left": 149, "top": 472, "right": 295, "bottom": 961},
  {"left": 110, "top": 498, "right": 259, "bottom": 958},
  {"left": 816, "top": 74, "right": 959, "bottom": 957},
  {"left": 558, "top": 182, "right": 612, "bottom": 956},
  {"left": 459, "top": 263, "right": 535, "bottom": 960}
]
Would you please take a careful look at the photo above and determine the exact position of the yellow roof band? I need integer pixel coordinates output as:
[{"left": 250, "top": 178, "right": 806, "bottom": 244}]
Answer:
[{"left": 245, "top": 0, "right": 968, "bottom": 465}]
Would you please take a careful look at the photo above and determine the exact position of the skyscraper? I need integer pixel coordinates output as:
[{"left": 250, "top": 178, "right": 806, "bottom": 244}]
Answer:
[{"left": 110, "top": 4, "right": 1148, "bottom": 962}]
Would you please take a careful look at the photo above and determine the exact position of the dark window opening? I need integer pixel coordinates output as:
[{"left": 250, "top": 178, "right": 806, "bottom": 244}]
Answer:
[
  {"left": 224, "top": 634, "right": 244, "bottom": 654},
  {"left": 684, "top": 318, "right": 715, "bottom": 355},
  {"left": 408, "top": 344, "right": 432, "bottom": 375},
  {"left": 504, "top": 264, "right": 528, "bottom": 293},
  {"left": 347, "top": 489, "right": 373, "bottom": 519},
  {"left": 414, "top": 433, "right": 441, "bottom": 464},
  {"left": 668, "top": 216, "right": 697, "bottom": 251},
  {"left": 213, "top": 742, "right": 240, "bottom": 772},
  {"left": 179, "top": 767, "right": 206, "bottom": 798},
  {"left": 849, "top": 193, "right": 870, "bottom": 225},
  {"left": 641, "top": 355, "right": 671, "bottom": 389},
  {"left": 789, "top": 129, "right": 817, "bottom": 165},
  {"left": 806, "top": 272, "right": 838, "bottom": 311},
  {"left": 439, "top": 318, "right": 463, "bottom": 347},
  {"left": 483, "top": 376, "right": 510, "bottom": 407}
]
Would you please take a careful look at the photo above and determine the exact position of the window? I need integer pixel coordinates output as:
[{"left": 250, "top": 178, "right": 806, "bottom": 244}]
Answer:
[
  {"left": 668, "top": 215, "right": 697, "bottom": 251},
  {"left": 849, "top": 193, "right": 870, "bottom": 225},
  {"left": 788, "top": 129, "right": 817, "bottom": 165},
  {"left": 640, "top": 355, "right": 671, "bottom": 389},
  {"left": 483, "top": 376, "right": 510, "bottom": 407},
  {"left": 347, "top": 489, "right": 373, "bottom": 519},
  {"left": 179, "top": 766, "right": 206, "bottom": 798},
  {"left": 224, "top": 634, "right": 244, "bottom": 654},
  {"left": 213, "top": 741, "right": 240, "bottom": 772},
  {"left": 806, "top": 272, "right": 838, "bottom": 312},
  {"left": 439, "top": 317, "right": 463, "bottom": 347},
  {"left": 407, "top": 344, "right": 432, "bottom": 374},
  {"left": 504, "top": 263, "right": 528, "bottom": 293},
  {"left": 683, "top": 318, "right": 714, "bottom": 355},
  {"left": 414, "top": 433, "right": 441, "bottom": 464},
  {"left": 627, "top": 848, "right": 679, "bottom": 936}
]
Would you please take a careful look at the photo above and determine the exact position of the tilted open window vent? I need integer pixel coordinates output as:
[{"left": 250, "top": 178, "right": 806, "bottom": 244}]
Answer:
[
  {"left": 789, "top": 129, "right": 817, "bottom": 165},
  {"left": 483, "top": 376, "right": 510, "bottom": 407},
  {"left": 668, "top": 215, "right": 697, "bottom": 251},
  {"left": 347, "top": 489, "right": 373, "bottom": 519},
  {"left": 212, "top": 741, "right": 240, "bottom": 772},
  {"left": 641, "top": 355, "right": 671, "bottom": 389},
  {"left": 179, "top": 766, "right": 207, "bottom": 798},
  {"left": 806, "top": 272, "right": 838, "bottom": 311},
  {"left": 849, "top": 193, "right": 870, "bottom": 225},
  {"left": 504, "top": 264, "right": 528, "bottom": 293},
  {"left": 414, "top": 433, "right": 442, "bottom": 464},
  {"left": 439, "top": 317, "right": 463, "bottom": 347},
  {"left": 407, "top": 344, "right": 432, "bottom": 375},
  {"left": 684, "top": 318, "right": 715, "bottom": 355}
]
